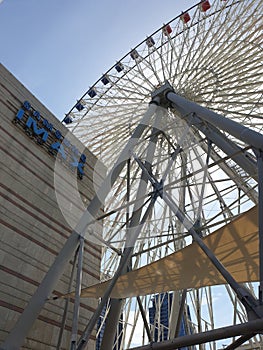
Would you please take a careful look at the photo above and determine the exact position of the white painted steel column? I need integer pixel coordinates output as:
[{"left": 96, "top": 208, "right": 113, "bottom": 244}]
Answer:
[
  {"left": 166, "top": 91, "right": 263, "bottom": 151},
  {"left": 70, "top": 237, "right": 84, "bottom": 350},
  {"left": 127, "top": 319, "right": 263, "bottom": 350}
]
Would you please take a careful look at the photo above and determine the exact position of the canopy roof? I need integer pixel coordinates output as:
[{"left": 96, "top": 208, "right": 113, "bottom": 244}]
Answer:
[{"left": 76, "top": 205, "right": 258, "bottom": 299}]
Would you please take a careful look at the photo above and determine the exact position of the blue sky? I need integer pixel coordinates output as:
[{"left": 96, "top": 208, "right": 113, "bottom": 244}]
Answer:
[{"left": 0, "top": 0, "right": 197, "bottom": 120}]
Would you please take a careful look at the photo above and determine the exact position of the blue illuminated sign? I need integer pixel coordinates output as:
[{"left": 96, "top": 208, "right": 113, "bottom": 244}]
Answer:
[{"left": 14, "top": 101, "right": 86, "bottom": 179}]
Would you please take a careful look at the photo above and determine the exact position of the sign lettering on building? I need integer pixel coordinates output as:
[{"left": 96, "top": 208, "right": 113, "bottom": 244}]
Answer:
[{"left": 13, "top": 101, "right": 86, "bottom": 179}]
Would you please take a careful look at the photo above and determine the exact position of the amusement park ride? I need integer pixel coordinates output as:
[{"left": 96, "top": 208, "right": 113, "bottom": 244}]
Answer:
[{"left": 2, "top": 0, "right": 263, "bottom": 349}]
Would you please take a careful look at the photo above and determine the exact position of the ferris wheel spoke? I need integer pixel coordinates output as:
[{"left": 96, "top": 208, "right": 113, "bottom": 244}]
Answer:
[{"left": 185, "top": 12, "right": 262, "bottom": 88}]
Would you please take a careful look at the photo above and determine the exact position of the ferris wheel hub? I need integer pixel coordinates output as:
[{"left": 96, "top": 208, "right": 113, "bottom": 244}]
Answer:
[{"left": 151, "top": 81, "right": 174, "bottom": 108}]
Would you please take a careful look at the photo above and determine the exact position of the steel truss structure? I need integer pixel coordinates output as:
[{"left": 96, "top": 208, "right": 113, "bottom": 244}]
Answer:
[{"left": 2, "top": 0, "right": 263, "bottom": 349}]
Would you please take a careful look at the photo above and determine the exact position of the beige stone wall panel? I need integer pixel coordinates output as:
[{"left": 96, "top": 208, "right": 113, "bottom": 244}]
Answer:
[{"left": 0, "top": 64, "right": 105, "bottom": 349}]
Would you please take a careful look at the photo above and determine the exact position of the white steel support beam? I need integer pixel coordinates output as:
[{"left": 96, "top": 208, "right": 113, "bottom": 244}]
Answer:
[
  {"left": 76, "top": 196, "right": 158, "bottom": 350},
  {"left": 70, "top": 237, "right": 85, "bottom": 350},
  {"left": 190, "top": 114, "right": 257, "bottom": 180},
  {"left": 127, "top": 319, "right": 263, "bottom": 350},
  {"left": 100, "top": 110, "right": 163, "bottom": 350},
  {"left": 56, "top": 247, "right": 79, "bottom": 350},
  {"left": 166, "top": 90, "right": 263, "bottom": 151}
]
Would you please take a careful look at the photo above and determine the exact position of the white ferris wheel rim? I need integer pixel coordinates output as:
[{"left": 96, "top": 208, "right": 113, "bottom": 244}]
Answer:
[{"left": 65, "top": 0, "right": 262, "bottom": 166}]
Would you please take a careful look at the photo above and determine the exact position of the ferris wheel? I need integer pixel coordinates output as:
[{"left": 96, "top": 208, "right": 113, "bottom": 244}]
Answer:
[{"left": 62, "top": 0, "right": 263, "bottom": 349}]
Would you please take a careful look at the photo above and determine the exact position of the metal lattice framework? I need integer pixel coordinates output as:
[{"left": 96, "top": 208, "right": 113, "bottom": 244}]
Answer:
[
  {"left": 2, "top": 1, "right": 263, "bottom": 350},
  {"left": 62, "top": 0, "right": 263, "bottom": 349}
]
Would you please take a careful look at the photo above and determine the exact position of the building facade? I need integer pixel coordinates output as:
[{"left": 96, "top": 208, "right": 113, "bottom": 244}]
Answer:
[
  {"left": 96, "top": 301, "right": 123, "bottom": 350},
  {"left": 0, "top": 64, "right": 105, "bottom": 349},
  {"left": 149, "top": 292, "right": 192, "bottom": 349}
]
